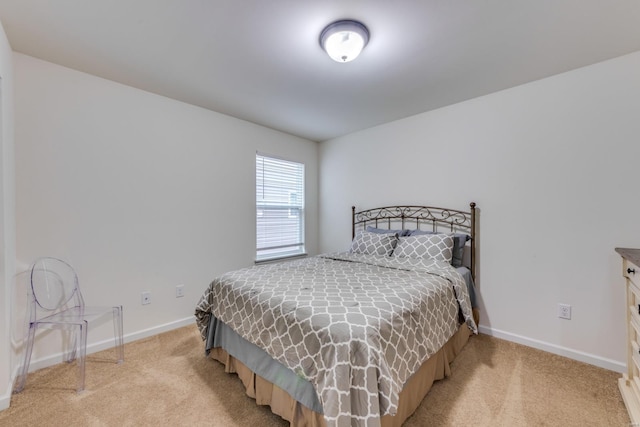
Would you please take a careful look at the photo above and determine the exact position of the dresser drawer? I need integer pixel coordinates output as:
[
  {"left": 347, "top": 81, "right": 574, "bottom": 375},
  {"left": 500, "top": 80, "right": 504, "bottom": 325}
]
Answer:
[
  {"left": 630, "top": 279, "right": 640, "bottom": 316},
  {"left": 626, "top": 260, "right": 640, "bottom": 289},
  {"left": 632, "top": 308, "right": 640, "bottom": 339},
  {"left": 633, "top": 341, "right": 640, "bottom": 372}
]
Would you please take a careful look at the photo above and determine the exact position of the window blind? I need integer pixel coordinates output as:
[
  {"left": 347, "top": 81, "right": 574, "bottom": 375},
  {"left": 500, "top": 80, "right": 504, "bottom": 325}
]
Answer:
[{"left": 256, "top": 153, "right": 305, "bottom": 261}]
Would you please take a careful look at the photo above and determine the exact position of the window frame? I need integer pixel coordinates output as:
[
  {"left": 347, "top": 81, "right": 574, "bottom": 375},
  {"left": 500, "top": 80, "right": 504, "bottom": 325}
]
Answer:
[{"left": 255, "top": 152, "right": 306, "bottom": 263}]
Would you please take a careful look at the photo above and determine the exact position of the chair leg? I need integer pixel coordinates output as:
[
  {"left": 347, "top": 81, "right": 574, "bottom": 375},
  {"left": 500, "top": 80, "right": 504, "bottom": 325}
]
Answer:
[
  {"left": 14, "top": 325, "right": 37, "bottom": 393},
  {"left": 76, "top": 322, "right": 88, "bottom": 393},
  {"left": 113, "top": 306, "right": 124, "bottom": 364},
  {"left": 67, "top": 328, "right": 78, "bottom": 363}
]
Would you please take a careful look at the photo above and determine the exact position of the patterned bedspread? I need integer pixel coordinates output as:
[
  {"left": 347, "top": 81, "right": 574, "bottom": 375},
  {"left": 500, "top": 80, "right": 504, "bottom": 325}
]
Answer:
[{"left": 195, "top": 252, "right": 477, "bottom": 427}]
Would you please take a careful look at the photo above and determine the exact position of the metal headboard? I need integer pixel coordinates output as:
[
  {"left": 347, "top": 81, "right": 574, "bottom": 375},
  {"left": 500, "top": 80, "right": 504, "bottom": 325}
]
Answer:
[{"left": 352, "top": 202, "right": 477, "bottom": 280}]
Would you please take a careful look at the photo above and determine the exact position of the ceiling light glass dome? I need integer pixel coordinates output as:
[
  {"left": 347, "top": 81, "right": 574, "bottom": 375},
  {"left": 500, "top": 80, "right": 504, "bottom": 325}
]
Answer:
[{"left": 320, "top": 20, "right": 370, "bottom": 63}]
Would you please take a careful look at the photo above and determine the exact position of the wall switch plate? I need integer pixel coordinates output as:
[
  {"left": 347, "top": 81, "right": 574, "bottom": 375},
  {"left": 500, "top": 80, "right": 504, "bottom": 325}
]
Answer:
[
  {"left": 141, "top": 291, "right": 151, "bottom": 305},
  {"left": 558, "top": 303, "right": 571, "bottom": 320},
  {"left": 176, "top": 284, "right": 185, "bottom": 298}
]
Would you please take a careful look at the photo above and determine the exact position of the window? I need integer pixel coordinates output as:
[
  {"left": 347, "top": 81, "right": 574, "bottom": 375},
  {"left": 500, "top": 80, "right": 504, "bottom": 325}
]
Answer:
[{"left": 256, "top": 153, "right": 305, "bottom": 261}]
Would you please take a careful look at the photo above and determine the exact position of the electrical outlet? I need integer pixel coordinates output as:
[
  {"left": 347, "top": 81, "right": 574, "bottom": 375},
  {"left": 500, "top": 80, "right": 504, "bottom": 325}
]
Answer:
[
  {"left": 558, "top": 303, "right": 571, "bottom": 320},
  {"left": 141, "top": 291, "right": 151, "bottom": 305},
  {"left": 176, "top": 284, "right": 185, "bottom": 298}
]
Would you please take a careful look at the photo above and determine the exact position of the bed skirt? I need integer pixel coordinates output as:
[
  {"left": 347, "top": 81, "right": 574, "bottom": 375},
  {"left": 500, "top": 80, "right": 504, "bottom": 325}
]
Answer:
[{"left": 210, "top": 323, "right": 472, "bottom": 426}]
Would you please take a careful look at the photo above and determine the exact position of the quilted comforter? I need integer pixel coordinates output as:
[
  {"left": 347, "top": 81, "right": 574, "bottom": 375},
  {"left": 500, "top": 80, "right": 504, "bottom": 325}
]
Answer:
[{"left": 195, "top": 252, "right": 477, "bottom": 427}]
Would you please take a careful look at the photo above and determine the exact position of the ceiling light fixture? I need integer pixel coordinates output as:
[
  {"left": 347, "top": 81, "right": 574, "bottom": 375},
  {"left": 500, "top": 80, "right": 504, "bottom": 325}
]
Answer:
[{"left": 320, "top": 20, "right": 369, "bottom": 63}]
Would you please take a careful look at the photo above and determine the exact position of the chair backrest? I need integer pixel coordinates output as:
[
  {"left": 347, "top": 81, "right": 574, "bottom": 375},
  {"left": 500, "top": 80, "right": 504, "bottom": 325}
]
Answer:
[{"left": 29, "top": 257, "right": 84, "bottom": 315}]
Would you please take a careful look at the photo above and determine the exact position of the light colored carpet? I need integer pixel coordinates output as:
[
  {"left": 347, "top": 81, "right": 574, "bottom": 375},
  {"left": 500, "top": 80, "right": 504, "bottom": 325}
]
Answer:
[{"left": 0, "top": 324, "right": 629, "bottom": 426}]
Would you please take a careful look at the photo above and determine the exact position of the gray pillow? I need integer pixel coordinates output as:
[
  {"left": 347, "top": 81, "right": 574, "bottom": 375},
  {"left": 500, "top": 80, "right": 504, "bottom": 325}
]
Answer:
[
  {"left": 366, "top": 226, "right": 411, "bottom": 237},
  {"left": 350, "top": 230, "right": 398, "bottom": 256},
  {"left": 393, "top": 234, "right": 454, "bottom": 263},
  {"left": 409, "top": 230, "right": 470, "bottom": 267}
]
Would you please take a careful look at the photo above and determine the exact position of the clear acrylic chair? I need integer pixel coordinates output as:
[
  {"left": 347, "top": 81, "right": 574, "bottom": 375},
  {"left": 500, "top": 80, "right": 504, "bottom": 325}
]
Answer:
[{"left": 14, "top": 257, "right": 124, "bottom": 393}]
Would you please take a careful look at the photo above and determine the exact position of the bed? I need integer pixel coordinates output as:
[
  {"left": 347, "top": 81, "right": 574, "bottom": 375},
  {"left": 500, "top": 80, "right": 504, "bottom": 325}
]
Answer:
[{"left": 195, "top": 203, "right": 479, "bottom": 427}]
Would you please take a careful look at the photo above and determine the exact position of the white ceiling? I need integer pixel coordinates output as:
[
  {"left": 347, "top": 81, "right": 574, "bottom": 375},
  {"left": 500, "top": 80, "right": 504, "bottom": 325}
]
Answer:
[{"left": 1, "top": 1, "right": 640, "bottom": 142}]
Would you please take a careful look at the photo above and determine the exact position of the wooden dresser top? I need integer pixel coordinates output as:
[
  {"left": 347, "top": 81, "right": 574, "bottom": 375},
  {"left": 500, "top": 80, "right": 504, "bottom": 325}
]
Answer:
[{"left": 616, "top": 248, "right": 640, "bottom": 266}]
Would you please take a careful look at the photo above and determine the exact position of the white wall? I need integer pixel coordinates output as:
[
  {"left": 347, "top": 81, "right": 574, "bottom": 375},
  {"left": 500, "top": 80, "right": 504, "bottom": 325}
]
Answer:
[
  {"left": 0, "top": 19, "right": 15, "bottom": 410},
  {"left": 12, "top": 53, "right": 318, "bottom": 372},
  {"left": 319, "top": 50, "right": 640, "bottom": 371}
]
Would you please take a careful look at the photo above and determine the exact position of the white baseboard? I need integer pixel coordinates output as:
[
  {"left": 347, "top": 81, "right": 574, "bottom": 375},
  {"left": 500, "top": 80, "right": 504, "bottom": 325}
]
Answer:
[
  {"left": 478, "top": 324, "right": 625, "bottom": 373},
  {"left": 0, "top": 381, "right": 11, "bottom": 411},
  {"left": 18, "top": 316, "right": 196, "bottom": 375},
  {"left": 123, "top": 316, "right": 196, "bottom": 347},
  {"left": 0, "top": 364, "right": 21, "bottom": 411}
]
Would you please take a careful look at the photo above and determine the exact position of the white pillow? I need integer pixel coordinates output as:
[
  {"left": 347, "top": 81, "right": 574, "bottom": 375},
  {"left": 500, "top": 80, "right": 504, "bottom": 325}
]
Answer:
[
  {"left": 393, "top": 234, "right": 454, "bottom": 263},
  {"left": 350, "top": 230, "right": 398, "bottom": 256}
]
